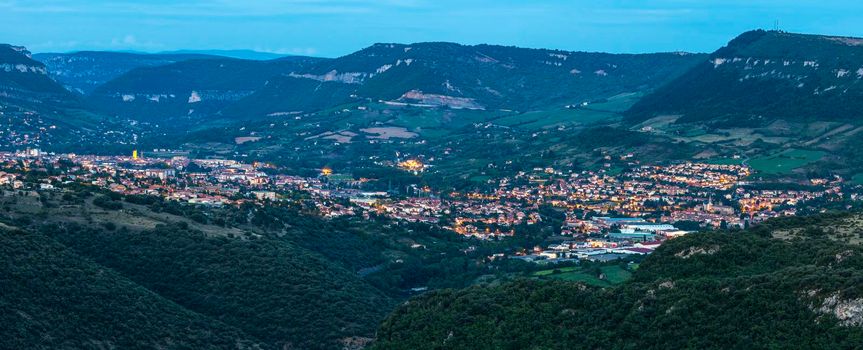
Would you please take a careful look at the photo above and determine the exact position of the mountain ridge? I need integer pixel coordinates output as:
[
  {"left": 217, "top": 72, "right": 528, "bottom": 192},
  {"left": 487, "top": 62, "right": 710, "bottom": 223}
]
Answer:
[
  {"left": 34, "top": 51, "right": 226, "bottom": 94},
  {"left": 627, "top": 29, "right": 863, "bottom": 127}
]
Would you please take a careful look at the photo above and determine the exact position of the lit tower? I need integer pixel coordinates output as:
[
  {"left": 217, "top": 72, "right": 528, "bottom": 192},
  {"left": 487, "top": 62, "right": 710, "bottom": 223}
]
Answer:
[{"left": 132, "top": 150, "right": 139, "bottom": 160}]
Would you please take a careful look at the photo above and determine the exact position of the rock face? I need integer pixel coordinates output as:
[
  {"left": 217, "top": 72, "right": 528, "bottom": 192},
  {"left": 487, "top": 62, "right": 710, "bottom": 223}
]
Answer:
[
  {"left": 86, "top": 56, "right": 323, "bottom": 122},
  {"left": 674, "top": 245, "right": 720, "bottom": 259},
  {"left": 87, "top": 41, "right": 703, "bottom": 124},
  {"left": 817, "top": 293, "right": 863, "bottom": 327},
  {"left": 0, "top": 44, "right": 70, "bottom": 97}
]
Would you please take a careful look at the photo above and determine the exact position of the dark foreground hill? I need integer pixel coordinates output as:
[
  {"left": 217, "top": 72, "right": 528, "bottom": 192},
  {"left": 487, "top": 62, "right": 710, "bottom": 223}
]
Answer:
[
  {"left": 0, "top": 229, "right": 263, "bottom": 349},
  {"left": 373, "top": 213, "right": 863, "bottom": 349},
  {"left": 627, "top": 30, "right": 863, "bottom": 128},
  {"left": 0, "top": 190, "right": 397, "bottom": 349}
]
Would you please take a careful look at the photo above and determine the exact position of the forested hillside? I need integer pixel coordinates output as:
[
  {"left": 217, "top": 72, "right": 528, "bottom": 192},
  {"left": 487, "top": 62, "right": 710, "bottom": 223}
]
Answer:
[
  {"left": 41, "top": 222, "right": 394, "bottom": 349},
  {"left": 0, "top": 186, "right": 512, "bottom": 349},
  {"left": 373, "top": 213, "right": 863, "bottom": 349},
  {"left": 0, "top": 229, "right": 263, "bottom": 349},
  {"left": 34, "top": 51, "right": 225, "bottom": 94},
  {"left": 227, "top": 42, "right": 704, "bottom": 118},
  {"left": 0, "top": 187, "right": 400, "bottom": 349},
  {"left": 88, "top": 56, "right": 323, "bottom": 122},
  {"left": 628, "top": 30, "right": 863, "bottom": 127}
]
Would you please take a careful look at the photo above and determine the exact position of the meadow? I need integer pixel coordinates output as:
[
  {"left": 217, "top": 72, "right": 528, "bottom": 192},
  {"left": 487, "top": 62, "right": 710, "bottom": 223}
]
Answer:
[
  {"left": 748, "top": 149, "right": 825, "bottom": 175},
  {"left": 533, "top": 264, "right": 633, "bottom": 287}
]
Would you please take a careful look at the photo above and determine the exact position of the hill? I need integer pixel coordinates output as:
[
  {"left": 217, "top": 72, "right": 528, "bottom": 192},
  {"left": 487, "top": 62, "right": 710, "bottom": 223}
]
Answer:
[
  {"left": 623, "top": 30, "right": 863, "bottom": 178},
  {"left": 1, "top": 44, "right": 73, "bottom": 102},
  {"left": 0, "top": 44, "right": 130, "bottom": 151},
  {"left": 0, "top": 187, "right": 401, "bottom": 349},
  {"left": 158, "top": 49, "right": 288, "bottom": 60},
  {"left": 87, "top": 42, "right": 702, "bottom": 125},
  {"left": 87, "top": 56, "right": 324, "bottom": 123},
  {"left": 34, "top": 51, "right": 223, "bottom": 94},
  {"left": 0, "top": 228, "right": 263, "bottom": 349},
  {"left": 227, "top": 42, "right": 704, "bottom": 117},
  {"left": 628, "top": 30, "right": 863, "bottom": 127},
  {"left": 373, "top": 213, "right": 863, "bottom": 349}
]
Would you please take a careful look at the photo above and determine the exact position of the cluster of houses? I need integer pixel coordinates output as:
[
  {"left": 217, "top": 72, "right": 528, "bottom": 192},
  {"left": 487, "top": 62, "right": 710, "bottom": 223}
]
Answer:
[{"left": 514, "top": 217, "right": 688, "bottom": 263}]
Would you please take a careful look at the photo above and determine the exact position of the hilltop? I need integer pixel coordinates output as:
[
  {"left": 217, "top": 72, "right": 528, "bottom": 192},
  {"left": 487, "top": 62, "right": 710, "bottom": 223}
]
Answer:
[
  {"left": 625, "top": 30, "right": 863, "bottom": 178},
  {"left": 0, "top": 44, "right": 73, "bottom": 101},
  {"left": 83, "top": 41, "right": 702, "bottom": 124},
  {"left": 0, "top": 44, "right": 128, "bottom": 151},
  {"left": 629, "top": 30, "right": 863, "bottom": 126},
  {"left": 34, "top": 51, "right": 224, "bottom": 94},
  {"left": 225, "top": 42, "right": 704, "bottom": 117},
  {"left": 87, "top": 56, "right": 323, "bottom": 123}
]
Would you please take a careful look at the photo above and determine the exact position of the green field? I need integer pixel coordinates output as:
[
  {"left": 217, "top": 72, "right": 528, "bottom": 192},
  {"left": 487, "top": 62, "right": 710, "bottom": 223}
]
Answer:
[
  {"left": 533, "top": 266, "right": 580, "bottom": 276},
  {"left": 748, "top": 149, "right": 825, "bottom": 175},
  {"left": 492, "top": 108, "right": 620, "bottom": 130},
  {"left": 533, "top": 265, "right": 632, "bottom": 287}
]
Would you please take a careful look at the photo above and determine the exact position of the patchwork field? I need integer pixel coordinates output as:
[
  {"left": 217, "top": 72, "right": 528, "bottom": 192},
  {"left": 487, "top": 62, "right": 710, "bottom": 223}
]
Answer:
[{"left": 359, "top": 127, "right": 418, "bottom": 139}]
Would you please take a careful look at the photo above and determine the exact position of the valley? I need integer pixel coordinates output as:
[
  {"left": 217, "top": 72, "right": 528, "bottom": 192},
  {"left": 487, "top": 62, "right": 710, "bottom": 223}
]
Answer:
[{"left": 3, "top": 27, "right": 863, "bottom": 349}]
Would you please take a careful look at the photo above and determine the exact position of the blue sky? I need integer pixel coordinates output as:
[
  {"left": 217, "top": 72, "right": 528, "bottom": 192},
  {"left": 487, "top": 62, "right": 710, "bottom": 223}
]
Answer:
[{"left": 2, "top": 0, "right": 863, "bottom": 57}]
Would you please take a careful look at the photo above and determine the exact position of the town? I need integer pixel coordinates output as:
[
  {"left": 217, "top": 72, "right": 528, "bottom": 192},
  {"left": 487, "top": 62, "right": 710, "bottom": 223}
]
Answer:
[{"left": 1, "top": 148, "right": 857, "bottom": 265}]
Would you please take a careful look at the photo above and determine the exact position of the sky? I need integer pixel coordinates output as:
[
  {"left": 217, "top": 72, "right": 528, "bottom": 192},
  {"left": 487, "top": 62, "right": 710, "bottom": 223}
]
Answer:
[{"left": 2, "top": 0, "right": 863, "bottom": 57}]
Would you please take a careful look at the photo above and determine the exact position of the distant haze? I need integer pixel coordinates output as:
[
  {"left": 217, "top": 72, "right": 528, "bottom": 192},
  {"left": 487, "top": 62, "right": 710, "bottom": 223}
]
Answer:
[{"left": 3, "top": 0, "right": 863, "bottom": 57}]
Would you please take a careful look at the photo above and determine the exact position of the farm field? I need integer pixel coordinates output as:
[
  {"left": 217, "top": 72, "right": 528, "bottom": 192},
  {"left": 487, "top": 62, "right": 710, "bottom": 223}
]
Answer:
[
  {"left": 492, "top": 108, "right": 618, "bottom": 129},
  {"left": 533, "top": 265, "right": 632, "bottom": 287},
  {"left": 748, "top": 149, "right": 825, "bottom": 175}
]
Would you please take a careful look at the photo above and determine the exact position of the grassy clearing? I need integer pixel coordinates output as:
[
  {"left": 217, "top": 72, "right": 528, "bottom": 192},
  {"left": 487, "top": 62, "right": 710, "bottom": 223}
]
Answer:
[
  {"left": 493, "top": 108, "right": 619, "bottom": 129},
  {"left": 586, "top": 92, "right": 643, "bottom": 112},
  {"left": 534, "top": 265, "right": 632, "bottom": 287},
  {"left": 533, "top": 266, "right": 579, "bottom": 276},
  {"left": 749, "top": 149, "right": 825, "bottom": 175}
]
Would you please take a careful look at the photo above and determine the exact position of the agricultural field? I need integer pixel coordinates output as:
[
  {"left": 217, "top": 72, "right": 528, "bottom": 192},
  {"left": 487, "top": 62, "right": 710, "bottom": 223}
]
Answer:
[
  {"left": 490, "top": 93, "right": 635, "bottom": 130},
  {"left": 532, "top": 264, "right": 633, "bottom": 287},
  {"left": 491, "top": 108, "right": 618, "bottom": 129},
  {"left": 748, "top": 148, "right": 825, "bottom": 175}
]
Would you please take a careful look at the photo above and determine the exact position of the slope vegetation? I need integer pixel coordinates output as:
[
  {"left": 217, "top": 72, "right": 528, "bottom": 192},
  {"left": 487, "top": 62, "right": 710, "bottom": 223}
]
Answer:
[
  {"left": 373, "top": 213, "right": 863, "bottom": 349},
  {"left": 0, "top": 229, "right": 262, "bottom": 349},
  {"left": 34, "top": 51, "right": 222, "bottom": 94},
  {"left": 231, "top": 42, "right": 704, "bottom": 117},
  {"left": 628, "top": 30, "right": 863, "bottom": 127},
  {"left": 88, "top": 56, "right": 323, "bottom": 122}
]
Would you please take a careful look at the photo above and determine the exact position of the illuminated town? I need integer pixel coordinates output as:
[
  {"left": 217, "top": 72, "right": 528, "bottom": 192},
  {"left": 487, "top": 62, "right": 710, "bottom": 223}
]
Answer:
[{"left": 1, "top": 148, "right": 856, "bottom": 263}]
